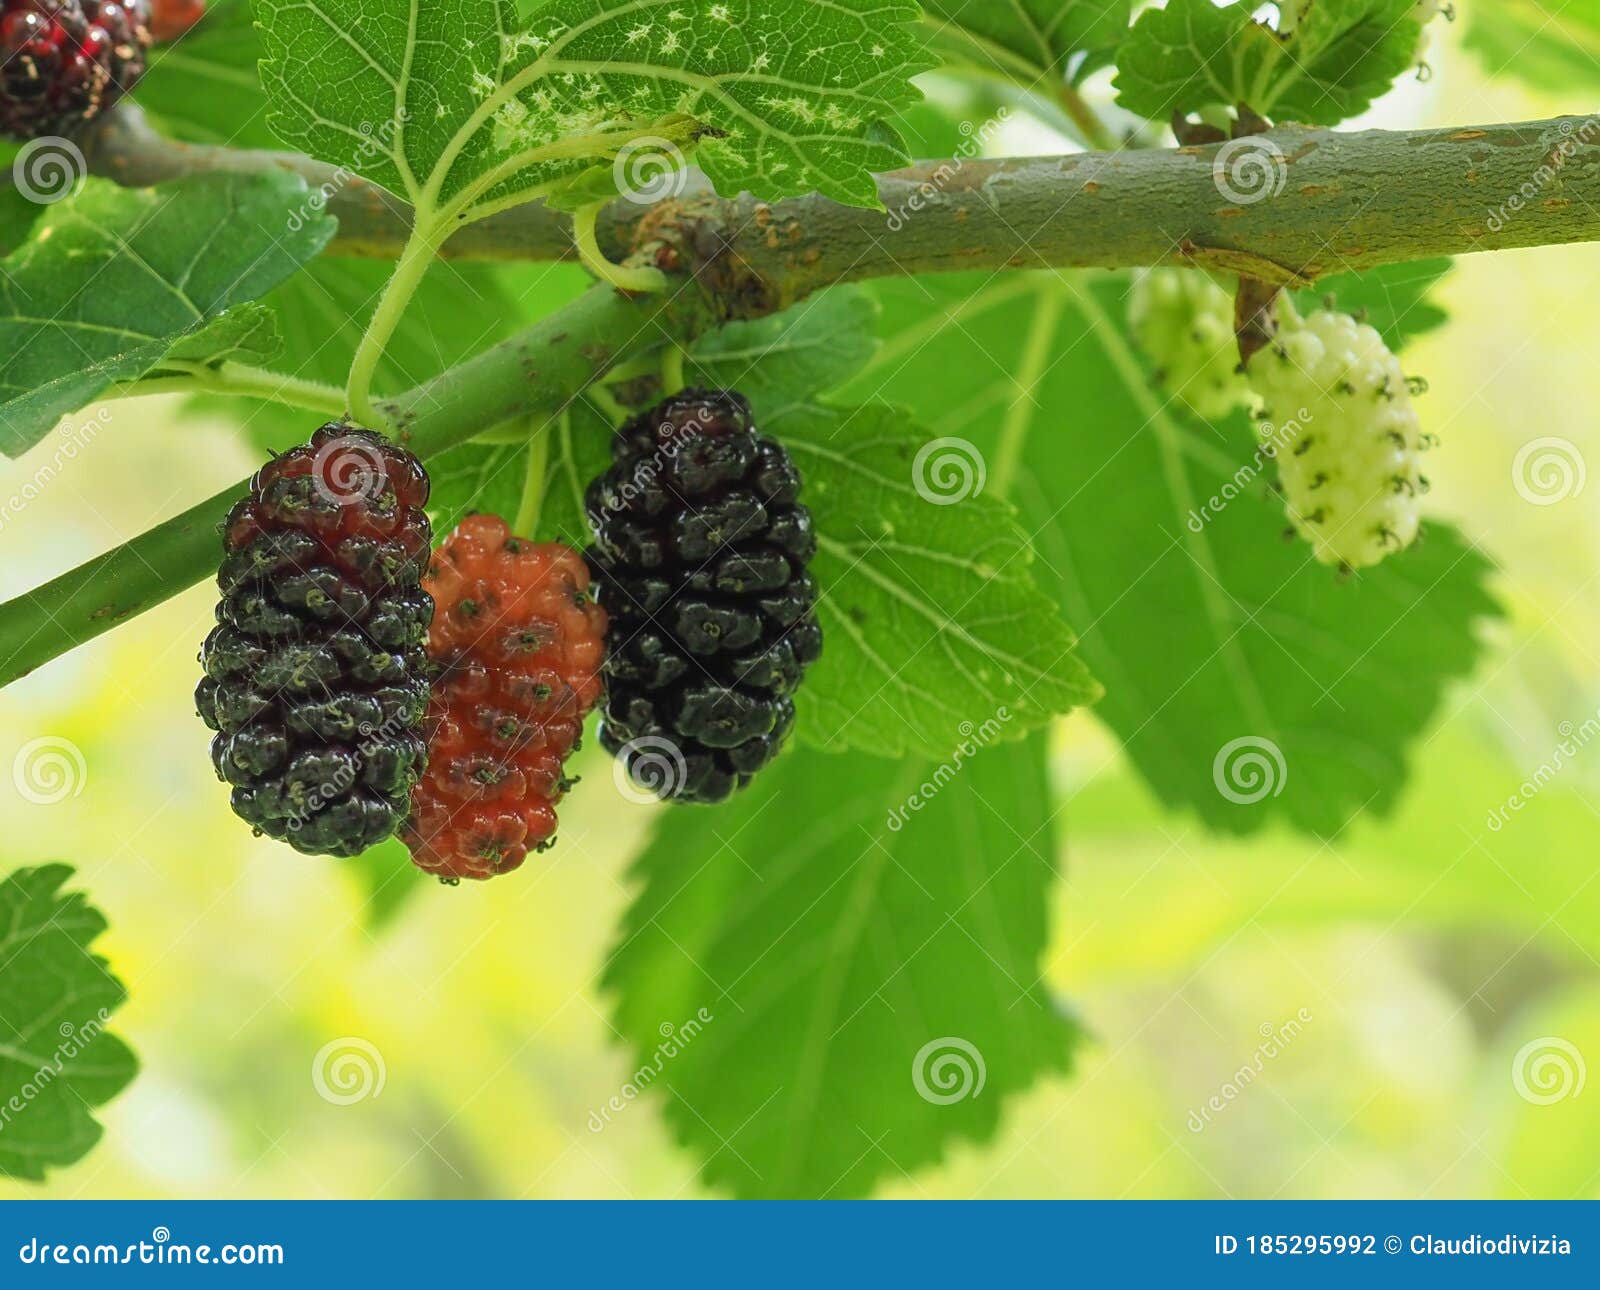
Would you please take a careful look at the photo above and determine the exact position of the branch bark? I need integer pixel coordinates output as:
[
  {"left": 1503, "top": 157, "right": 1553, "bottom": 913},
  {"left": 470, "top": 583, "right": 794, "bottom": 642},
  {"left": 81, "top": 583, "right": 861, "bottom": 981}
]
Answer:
[{"left": 84, "top": 108, "right": 1600, "bottom": 295}]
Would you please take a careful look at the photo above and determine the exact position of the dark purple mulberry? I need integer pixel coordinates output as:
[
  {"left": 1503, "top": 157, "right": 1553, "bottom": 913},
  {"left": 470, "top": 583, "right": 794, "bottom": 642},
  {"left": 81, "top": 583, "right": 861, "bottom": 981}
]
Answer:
[
  {"left": 586, "top": 390, "right": 822, "bottom": 804},
  {"left": 196, "top": 423, "right": 434, "bottom": 857}
]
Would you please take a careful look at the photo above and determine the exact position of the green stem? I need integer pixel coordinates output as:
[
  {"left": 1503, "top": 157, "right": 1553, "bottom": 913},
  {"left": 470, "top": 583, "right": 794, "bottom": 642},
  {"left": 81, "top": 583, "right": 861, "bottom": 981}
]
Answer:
[
  {"left": 0, "top": 285, "right": 701, "bottom": 688},
  {"left": 1055, "top": 84, "right": 1115, "bottom": 153},
  {"left": 660, "top": 342, "right": 687, "bottom": 397},
  {"left": 346, "top": 218, "right": 445, "bottom": 428},
  {"left": 991, "top": 287, "right": 1062, "bottom": 498},
  {"left": 212, "top": 364, "right": 347, "bottom": 415},
  {"left": 572, "top": 202, "right": 668, "bottom": 294},
  {"left": 513, "top": 416, "right": 555, "bottom": 537},
  {"left": 472, "top": 423, "right": 535, "bottom": 446},
  {"left": 109, "top": 364, "right": 347, "bottom": 417},
  {"left": 586, "top": 382, "right": 628, "bottom": 425}
]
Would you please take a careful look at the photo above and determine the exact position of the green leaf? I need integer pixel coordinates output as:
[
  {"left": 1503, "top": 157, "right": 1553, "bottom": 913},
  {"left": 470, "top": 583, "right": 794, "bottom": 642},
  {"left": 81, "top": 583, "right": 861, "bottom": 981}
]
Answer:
[
  {"left": 604, "top": 735, "right": 1080, "bottom": 1199},
  {"left": 839, "top": 271, "right": 1503, "bottom": 838},
  {"left": 1113, "top": 0, "right": 1422, "bottom": 126},
  {"left": 257, "top": 0, "right": 931, "bottom": 220},
  {"left": 923, "top": 0, "right": 1132, "bottom": 86},
  {"left": 687, "top": 287, "right": 880, "bottom": 411},
  {"left": 139, "top": 0, "right": 279, "bottom": 148},
  {"left": 0, "top": 865, "right": 137, "bottom": 1183},
  {"left": 0, "top": 141, "right": 43, "bottom": 255},
  {"left": 772, "top": 402, "right": 1101, "bottom": 759},
  {"left": 0, "top": 173, "right": 336, "bottom": 458},
  {"left": 1295, "top": 258, "right": 1452, "bottom": 353},
  {"left": 158, "top": 303, "right": 283, "bottom": 370},
  {"left": 1463, "top": 1, "right": 1600, "bottom": 94}
]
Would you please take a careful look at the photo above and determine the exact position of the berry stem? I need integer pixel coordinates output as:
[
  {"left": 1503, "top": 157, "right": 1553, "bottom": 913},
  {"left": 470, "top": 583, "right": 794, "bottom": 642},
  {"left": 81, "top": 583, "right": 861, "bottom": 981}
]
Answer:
[
  {"left": 585, "top": 382, "right": 628, "bottom": 426},
  {"left": 513, "top": 415, "right": 556, "bottom": 538},
  {"left": 347, "top": 217, "right": 448, "bottom": 429},
  {"left": 572, "top": 203, "right": 668, "bottom": 295}
]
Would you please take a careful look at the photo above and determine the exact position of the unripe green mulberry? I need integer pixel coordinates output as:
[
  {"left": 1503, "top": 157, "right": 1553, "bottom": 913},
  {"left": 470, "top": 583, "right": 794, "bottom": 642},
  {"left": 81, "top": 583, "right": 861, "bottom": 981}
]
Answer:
[
  {"left": 1128, "top": 270, "right": 1255, "bottom": 422},
  {"left": 1246, "top": 300, "right": 1430, "bottom": 572},
  {"left": 1412, "top": 1, "right": 1451, "bottom": 67}
]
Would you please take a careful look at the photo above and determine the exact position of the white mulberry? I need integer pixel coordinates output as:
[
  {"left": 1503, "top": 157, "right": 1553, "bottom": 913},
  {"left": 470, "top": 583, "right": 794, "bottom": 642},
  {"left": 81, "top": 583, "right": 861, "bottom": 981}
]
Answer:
[
  {"left": 1245, "top": 300, "right": 1430, "bottom": 571},
  {"left": 1413, "top": 1, "right": 1452, "bottom": 68},
  {"left": 1128, "top": 270, "right": 1255, "bottom": 422}
]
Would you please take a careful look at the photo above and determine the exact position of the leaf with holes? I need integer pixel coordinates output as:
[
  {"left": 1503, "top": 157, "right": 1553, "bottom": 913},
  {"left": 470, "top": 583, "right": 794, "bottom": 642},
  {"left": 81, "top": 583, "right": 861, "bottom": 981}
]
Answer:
[
  {"left": 0, "top": 173, "right": 334, "bottom": 458},
  {"left": 605, "top": 734, "right": 1080, "bottom": 1199},
  {"left": 0, "top": 865, "right": 137, "bottom": 1183},
  {"left": 1114, "top": 0, "right": 1423, "bottom": 126},
  {"left": 838, "top": 270, "right": 1502, "bottom": 837},
  {"left": 257, "top": 0, "right": 932, "bottom": 223}
]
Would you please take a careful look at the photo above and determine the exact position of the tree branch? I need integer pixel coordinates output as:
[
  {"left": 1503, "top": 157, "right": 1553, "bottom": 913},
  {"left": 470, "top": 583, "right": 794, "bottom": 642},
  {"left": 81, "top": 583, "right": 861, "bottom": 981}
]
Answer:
[{"left": 84, "top": 108, "right": 1600, "bottom": 292}]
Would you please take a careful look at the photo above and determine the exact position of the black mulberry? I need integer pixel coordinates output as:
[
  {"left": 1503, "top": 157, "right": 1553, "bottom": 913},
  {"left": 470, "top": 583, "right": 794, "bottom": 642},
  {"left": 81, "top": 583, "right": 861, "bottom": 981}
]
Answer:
[
  {"left": 196, "top": 423, "right": 434, "bottom": 857},
  {"left": 587, "top": 389, "right": 822, "bottom": 804},
  {"left": 0, "top": 2, "right": 152, "bottom": 141}
]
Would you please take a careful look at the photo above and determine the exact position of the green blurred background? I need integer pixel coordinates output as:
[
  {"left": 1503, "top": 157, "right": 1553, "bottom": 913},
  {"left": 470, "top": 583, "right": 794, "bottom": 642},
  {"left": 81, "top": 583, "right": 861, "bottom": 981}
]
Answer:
[{"left": 3, "top": 19, "right": 1599, "bottom": 1200}]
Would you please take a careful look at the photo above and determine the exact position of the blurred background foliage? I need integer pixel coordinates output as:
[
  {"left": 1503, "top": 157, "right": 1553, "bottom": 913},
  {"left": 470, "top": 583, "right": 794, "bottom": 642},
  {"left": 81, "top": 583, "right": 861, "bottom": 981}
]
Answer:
[{"left": 3, "top": 11, "right": 1600, "bottom": 1199}]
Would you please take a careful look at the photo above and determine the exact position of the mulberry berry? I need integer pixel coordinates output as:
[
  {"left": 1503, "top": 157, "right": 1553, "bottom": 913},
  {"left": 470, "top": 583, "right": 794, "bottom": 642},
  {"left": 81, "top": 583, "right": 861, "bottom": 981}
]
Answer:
[
  {"left": 0, "top": 1, "right": 152, "bottom": 140},
  {"left": 1246, "top": 300, "right": 1430, "bottom": 571},
  {"left": 149, "top": 0, "right": 202, "bottom": 42},
  {"left": 402, "top": 515, "right": 607, "bottom": 882},
  {"left": 587, "top": 389, "right": 822, "bottom": 804},
  {"left": 196, "top": 423, "right": 433, "bottom": 857},
  {"left": 1128, "top": 269, "right": 1255, "bottom": 422}
]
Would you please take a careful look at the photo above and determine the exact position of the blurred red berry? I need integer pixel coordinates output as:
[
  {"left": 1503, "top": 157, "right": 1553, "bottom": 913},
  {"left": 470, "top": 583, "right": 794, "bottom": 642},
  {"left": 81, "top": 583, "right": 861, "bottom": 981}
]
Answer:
[{"left": 0, "top": 1, "right": 151, "bottom": 139}]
